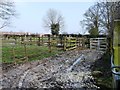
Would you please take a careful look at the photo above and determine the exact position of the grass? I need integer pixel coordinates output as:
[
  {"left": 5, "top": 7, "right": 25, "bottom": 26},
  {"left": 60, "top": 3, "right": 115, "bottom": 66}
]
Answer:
[
  {"left": 2, "top": 36, "right": 77, "bottom": 63},
  {"left": 91, "top": 52, "right": 113, "bottom": 89},
  {"left": 2, "top": 39, "right": 63, "bottom": 63}
]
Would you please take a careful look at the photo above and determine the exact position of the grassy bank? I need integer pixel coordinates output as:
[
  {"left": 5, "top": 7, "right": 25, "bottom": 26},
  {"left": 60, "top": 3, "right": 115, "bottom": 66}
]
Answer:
[{"left": 91, "top": 52, "right": 112, "bottom": 89}]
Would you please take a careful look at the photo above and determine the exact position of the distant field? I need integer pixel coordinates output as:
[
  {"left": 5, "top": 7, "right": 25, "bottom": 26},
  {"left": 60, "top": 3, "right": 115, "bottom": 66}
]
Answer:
[{"left": 2, "top": 39, "right": 63, "bottom": 63}]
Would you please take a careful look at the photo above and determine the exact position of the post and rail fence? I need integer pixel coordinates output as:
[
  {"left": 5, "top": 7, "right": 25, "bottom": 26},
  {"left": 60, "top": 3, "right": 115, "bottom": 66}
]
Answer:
[
  {"left": 2, "top": 33, "right": 108, "bottom": 64},
  {"left": 90, "top": 38, "right": 107, "bottom": 52}
]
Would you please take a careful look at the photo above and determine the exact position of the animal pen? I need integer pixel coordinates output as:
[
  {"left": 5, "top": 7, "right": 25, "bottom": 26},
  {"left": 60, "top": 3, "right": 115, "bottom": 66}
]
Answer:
[
  {"left": 1, "top": 34, "right": 81, "bottom": 63},
  {"left": 2, "top": 33, "right": 107, "bottom": 64}
]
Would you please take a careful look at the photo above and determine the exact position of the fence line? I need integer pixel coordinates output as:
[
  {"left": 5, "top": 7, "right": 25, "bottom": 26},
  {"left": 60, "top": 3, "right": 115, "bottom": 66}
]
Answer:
[
  {"left": 90, "top": 38, "right": 107, "bottom": 52},
  {"left": 2, "top": 35, "right": 86, "bottom": 63},
  {"left": 2, "top": 34, "right": 108, "bottom": 63}
]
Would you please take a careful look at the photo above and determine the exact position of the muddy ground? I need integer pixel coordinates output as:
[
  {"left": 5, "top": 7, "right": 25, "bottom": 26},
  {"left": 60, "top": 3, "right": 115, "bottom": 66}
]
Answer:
[{"left": 0, "top": 49, "right": 104, "bottom": 89}]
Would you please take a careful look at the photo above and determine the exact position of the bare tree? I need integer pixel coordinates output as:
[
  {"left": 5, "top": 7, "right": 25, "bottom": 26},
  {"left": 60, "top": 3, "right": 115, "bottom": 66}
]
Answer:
[
  {"left": 96, "top": 1, "right": 120, "bottom": 53},
  {"left": 0, "top": 0, "right": 15, "bottom": 29},
  {"left": 80, "top": 2, "right": 119, "bottom": 35},
  {"left": 81, "top": 1, "right": 120, "bottom": 53},
  {"left": 80, "top": 2, "right": 102, "bottom": 36},
  {"left": 43, "top": 9, "right": 64, "bottom": 35}
]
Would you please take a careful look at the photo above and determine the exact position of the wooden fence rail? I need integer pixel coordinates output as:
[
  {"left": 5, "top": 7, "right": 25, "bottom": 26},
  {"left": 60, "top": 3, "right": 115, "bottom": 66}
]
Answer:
[
  {"left": 63, "top": 36, "right": 77, "bottom": 51},
  {"left": 2, "top": 34, "right": 108, "bottom": 63},
  {"left": 90, "top": 38, "right": 107, "bottom": 52}
]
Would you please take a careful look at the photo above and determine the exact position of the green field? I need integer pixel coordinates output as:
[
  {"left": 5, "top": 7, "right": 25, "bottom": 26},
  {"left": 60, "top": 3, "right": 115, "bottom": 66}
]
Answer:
[
  {"left": 2, "top": 36, "right": 84, "bottom": 63},
  {"left": 2, "top": 39, "right": 63, "bottom": 63}
]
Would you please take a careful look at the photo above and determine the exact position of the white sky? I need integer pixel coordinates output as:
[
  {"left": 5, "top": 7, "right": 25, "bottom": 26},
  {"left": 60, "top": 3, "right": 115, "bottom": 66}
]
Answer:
[{"left": 3, "top": 1, "right": 96, "bottom": 34}]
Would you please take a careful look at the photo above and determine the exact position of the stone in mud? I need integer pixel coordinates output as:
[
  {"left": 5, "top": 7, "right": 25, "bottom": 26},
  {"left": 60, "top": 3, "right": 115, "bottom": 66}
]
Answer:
[
  {"left": 1, "top": 50, "right": 104, "bottom": 89},
  {"left": 92, "top": 71, "right": 103, "bottom": 77}
]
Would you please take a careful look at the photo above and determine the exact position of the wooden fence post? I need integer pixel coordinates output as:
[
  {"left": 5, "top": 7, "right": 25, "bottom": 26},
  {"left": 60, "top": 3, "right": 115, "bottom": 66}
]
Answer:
[
  {"left": 48, "top": 35, "right": 51, "bottom": 53},
  {"left": 24, "top": 43, "right": 28, "bottom": 61},
  {"left": 70, "top": 37, "right": 71, "bottom": 48},
  {"left": 78, "top": 38, "right": 81, "bottom": 50},
  {"left": 42, "top": 35, "right": 44, "bottom": 45},
  {"left": 12, "top": 45, "right": 16, "bottom": 64},
  {"left": 59, "top": 35, "right": 63, "bottom": 48},
  {"left": 14, "top": 36, "right": 17, "bottom": 44},
  {"left": 63, "top": 36, "right": 67, "bottom": 51},
  {"left": 37, "top": 37, "right": 41, "bottom": 46},
  {"left": 76, "top": 36, "right": 78, "bottom": 48},
  {"left": 83, "top": 37, "right": 85, "bottom": 49},
  {"left": 30, "top": 37, "right": 32, "bottom": 45},
  {"left": 75, "top": 37, "right": 77, "bottom": 50}
]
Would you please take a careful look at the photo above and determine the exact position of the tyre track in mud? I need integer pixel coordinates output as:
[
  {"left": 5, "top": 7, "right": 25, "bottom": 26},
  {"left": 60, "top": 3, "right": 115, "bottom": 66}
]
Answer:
[{"left": 1, "top": 50, "right": 104, "bottom": 89}]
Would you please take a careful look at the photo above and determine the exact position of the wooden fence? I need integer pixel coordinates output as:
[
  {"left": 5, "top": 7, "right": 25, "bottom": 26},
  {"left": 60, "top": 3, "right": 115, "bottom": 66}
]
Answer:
[
  {"left": 2, "top": 34, "right": 108, "bottom": 63},
  {"left": 45, "top": 35, "right": 86, "bottom": 51},
  {"left": 2, "top": 34, "right": 86, "bottom": 51},
  {"left": 63, "top": 36, "right": 77, "bottom": 51},
  {"left": 2, "top": 34, "right": 86, "bottom": 63},
  {"left": 90, "top": 38, "right": 107, "bottom": 52}
]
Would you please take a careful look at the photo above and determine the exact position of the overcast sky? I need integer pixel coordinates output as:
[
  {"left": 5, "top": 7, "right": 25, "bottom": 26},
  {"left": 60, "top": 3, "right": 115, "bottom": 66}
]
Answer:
[{"left": 3, "top": 1, "right": 96, "bottom": 34}]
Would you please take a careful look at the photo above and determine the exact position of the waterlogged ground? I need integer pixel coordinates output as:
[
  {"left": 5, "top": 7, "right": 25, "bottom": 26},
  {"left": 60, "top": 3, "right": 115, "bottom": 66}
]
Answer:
[{"left": 0, "top": 49, "right": 104, "bottom": 89}]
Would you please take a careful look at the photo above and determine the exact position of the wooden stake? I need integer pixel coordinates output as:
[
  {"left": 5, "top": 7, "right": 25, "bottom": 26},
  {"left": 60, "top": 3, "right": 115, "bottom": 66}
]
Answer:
[
  {"left": 24, "top": 43, "right": 28, "bottom": 61},
  {"left": 48, "top": 35, "right": 51, "bottom": 53}
]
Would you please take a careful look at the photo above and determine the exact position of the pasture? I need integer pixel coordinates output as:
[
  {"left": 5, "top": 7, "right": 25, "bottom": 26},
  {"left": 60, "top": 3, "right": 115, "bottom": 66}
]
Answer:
[
  {"left": 2, "top": 36, "right": 64, "bottom": 63},
  {"left": 2, "top": 34, "right": 107, "bottom": 64}
]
